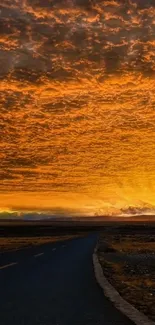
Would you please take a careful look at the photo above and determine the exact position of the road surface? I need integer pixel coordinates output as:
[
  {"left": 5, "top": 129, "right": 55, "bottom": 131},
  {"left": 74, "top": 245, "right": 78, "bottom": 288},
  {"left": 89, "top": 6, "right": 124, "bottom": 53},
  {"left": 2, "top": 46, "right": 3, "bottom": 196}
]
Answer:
[{"left": 0, "top": 233, "right": 134, "bottom": 325}]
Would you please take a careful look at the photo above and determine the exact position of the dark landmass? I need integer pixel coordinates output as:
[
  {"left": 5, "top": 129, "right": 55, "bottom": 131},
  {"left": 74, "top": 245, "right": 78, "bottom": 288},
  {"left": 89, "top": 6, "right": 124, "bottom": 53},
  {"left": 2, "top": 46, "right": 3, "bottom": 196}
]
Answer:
[
  {"left": 0, "top": 217, "right": 155, "bottom": 238},
  {"left": 0, "top": 220, "right": 91, "bottom": 252}
]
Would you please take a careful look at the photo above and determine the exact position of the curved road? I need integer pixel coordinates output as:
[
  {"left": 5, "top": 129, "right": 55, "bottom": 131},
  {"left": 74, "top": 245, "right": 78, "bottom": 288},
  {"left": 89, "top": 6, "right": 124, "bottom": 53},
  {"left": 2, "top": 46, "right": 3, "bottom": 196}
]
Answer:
[{"left": 0, "top": 234, "right": 134, "bottom": 325}]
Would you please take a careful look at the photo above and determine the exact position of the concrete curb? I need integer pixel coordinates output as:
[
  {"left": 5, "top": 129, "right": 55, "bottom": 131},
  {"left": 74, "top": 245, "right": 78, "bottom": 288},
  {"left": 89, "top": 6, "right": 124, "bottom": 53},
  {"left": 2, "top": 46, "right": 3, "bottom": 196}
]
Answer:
[{"left": 93, "top": 248, "right": 155, "bottom": 325}]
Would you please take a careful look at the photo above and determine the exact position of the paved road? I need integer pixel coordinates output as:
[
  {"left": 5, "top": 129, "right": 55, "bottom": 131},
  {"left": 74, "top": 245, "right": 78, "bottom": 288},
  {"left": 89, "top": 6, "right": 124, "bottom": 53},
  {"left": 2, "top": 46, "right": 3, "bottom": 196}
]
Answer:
[{"left": 0, "top": 234, "right": 134, "bottom": 325}]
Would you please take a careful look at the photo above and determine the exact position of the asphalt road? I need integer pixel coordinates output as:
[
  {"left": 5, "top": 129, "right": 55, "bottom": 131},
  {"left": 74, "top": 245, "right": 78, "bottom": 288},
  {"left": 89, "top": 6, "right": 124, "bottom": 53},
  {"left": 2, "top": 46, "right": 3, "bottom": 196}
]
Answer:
[{"left": 0, "top": 233, "right": 134, "bottom": 325}]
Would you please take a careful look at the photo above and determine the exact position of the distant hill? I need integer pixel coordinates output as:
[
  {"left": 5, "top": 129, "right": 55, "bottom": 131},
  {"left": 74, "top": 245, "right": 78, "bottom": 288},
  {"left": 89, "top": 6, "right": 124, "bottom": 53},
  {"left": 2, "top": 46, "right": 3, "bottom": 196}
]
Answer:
[{"left": 0, "top": 211, "right": 155, "bottom": 223}]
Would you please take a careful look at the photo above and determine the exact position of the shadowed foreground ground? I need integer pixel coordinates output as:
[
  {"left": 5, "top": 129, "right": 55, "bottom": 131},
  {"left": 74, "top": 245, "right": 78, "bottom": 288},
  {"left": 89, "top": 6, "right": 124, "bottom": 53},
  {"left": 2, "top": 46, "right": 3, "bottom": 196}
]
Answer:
[
  {"left": 98, "top": 225, "right": 155, "bottom": 322},
  {"left": 0, "top": 233, "right": 134, "bottom": 325}
]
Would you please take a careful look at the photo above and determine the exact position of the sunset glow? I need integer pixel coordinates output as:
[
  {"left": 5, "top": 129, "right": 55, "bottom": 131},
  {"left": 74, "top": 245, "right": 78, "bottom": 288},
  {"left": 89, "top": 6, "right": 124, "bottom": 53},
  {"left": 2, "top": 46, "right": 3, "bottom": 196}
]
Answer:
[{"left": 0, "top": 0, "right": 155, "bottom": 216}]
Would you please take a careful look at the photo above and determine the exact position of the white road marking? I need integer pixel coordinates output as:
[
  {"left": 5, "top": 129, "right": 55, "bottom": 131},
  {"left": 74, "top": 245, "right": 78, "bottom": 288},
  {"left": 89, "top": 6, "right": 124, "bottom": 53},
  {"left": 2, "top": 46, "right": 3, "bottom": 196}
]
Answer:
[
  {"left": 34, "top": 253, "right": 44, "bottom": 258},
  {"left": 52, "top": 248, "right": 56, "bottom": 251},
  {"left": 0, "top": 262, "right": 18, "bottom": 270}
]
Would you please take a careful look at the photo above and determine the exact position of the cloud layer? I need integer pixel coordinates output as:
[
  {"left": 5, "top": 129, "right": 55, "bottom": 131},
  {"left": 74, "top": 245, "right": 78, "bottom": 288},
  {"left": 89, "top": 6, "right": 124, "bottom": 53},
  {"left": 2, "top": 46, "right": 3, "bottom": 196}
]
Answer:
[{"left": 0, "top": 0, "right": 155, "bottom": 214}]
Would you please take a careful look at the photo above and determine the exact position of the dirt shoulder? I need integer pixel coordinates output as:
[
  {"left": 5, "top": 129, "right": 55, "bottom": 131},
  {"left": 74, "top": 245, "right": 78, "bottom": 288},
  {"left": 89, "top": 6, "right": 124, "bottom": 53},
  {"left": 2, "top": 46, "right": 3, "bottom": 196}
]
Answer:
[{"left": 97, "top": 224, "right": 155, "bottom": 322}]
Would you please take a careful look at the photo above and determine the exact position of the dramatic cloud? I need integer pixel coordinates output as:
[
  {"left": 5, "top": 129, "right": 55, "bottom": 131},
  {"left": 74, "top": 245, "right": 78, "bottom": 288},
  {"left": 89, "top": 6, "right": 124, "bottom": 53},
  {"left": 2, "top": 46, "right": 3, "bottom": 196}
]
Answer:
[{"left": 0, "top": 0, "right": 155, "bottom": 215}]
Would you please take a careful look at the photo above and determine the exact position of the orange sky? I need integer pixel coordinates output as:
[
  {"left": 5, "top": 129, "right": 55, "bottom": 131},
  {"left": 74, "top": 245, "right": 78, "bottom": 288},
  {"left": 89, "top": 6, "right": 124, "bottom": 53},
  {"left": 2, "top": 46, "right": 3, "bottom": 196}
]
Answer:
[{"left": 0, "top": 0, "right": 155, "bottom": 216}]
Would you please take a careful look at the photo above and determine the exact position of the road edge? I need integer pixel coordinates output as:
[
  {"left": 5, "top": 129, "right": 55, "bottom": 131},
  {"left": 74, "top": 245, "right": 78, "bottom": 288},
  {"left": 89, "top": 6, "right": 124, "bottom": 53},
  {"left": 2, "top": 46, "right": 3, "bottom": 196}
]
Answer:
[{"left": 93, "top": 247, "right": 155, "bottom": 325}]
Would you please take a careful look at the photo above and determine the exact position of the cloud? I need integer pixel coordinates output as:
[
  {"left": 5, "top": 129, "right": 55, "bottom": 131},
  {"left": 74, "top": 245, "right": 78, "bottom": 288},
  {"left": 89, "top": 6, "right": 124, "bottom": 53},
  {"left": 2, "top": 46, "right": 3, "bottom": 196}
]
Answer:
[{"left": 0, "top": 0, "right": 155, "bottom": 214}]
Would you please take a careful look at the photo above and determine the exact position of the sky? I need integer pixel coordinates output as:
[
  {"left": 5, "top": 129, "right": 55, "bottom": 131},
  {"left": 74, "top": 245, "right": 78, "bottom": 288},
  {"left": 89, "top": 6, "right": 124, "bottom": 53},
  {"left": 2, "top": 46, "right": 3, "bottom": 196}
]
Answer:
[{"left": 0, "top": 0, "right": 155, "bottom": 216}]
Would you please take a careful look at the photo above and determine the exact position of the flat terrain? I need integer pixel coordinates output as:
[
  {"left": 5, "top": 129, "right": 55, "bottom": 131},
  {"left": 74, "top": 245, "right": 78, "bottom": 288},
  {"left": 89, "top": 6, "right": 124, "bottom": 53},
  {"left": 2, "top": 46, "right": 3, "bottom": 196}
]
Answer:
[
  {"left": 0, "top": 220, "right": 93, "bottom": 251},
  {"left": 0, "top": 228, "right": 134, "bottom": 325},
  {"left": 97, "top": 224, "right": 155, "bottom": 322}
]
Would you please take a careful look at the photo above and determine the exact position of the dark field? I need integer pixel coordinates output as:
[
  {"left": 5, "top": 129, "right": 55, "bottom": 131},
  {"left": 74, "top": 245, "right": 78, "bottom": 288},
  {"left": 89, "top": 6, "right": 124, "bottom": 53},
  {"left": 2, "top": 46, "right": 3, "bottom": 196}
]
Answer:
[
  {"left": 0, "top": 220, "right": 105, "bottom": 236},
  {"left": 0, "top": 220, "right": 97, "bottom": 252},
  {"left": 97, "top": 223, "right": 155, "bottom": 322},
  {"left": 1, "top": 220, "right": 155, "bottom": 253}
]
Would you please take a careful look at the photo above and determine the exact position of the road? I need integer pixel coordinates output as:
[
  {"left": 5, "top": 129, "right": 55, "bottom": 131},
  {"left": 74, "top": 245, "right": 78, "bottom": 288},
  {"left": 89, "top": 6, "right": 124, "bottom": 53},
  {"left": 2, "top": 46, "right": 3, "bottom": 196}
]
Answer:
[{"left": 0, "top": 233, "right": 134, "bottom": 325}]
